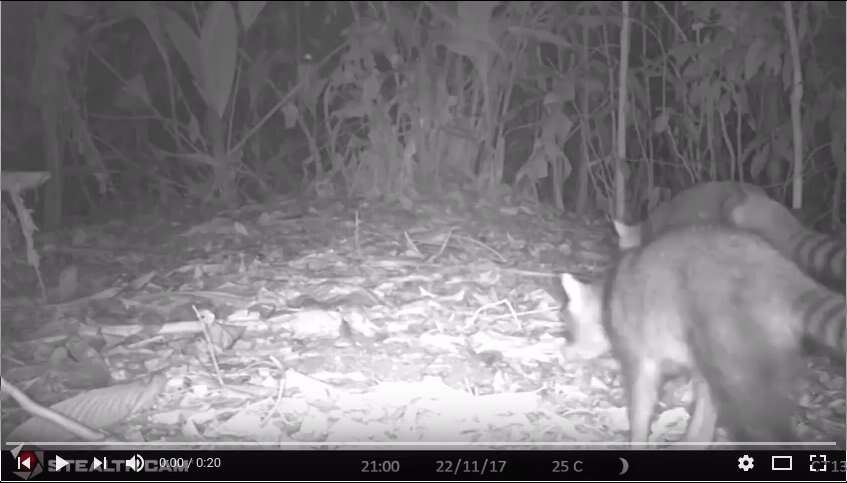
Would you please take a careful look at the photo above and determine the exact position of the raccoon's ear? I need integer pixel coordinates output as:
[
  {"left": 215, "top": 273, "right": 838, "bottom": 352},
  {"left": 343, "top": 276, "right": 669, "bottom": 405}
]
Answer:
[
  {"left": 560, "top": 273, "right": 586, "bottom": 300},
  {"left": 613, "top": 219, "right": 642, "bottom": 250}
]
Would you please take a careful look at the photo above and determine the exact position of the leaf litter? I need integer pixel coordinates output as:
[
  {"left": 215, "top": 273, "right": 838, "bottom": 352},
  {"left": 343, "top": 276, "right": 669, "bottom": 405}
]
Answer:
[{"left": 3, "top": 191, "right": 840, "bottom": 447}]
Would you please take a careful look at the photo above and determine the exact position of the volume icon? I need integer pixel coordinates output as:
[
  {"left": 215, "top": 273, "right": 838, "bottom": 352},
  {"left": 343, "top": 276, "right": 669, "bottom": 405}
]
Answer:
[{"left": 125, "top": 454, "right": 144, "bottom": 472}]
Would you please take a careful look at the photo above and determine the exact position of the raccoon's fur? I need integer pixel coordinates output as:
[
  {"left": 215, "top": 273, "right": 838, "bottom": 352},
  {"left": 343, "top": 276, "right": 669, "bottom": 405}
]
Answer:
[
  {"left": 560, "top": 224, "right": 845, "bottom": 443},
  {"left": 614, "top": 181, "right": 765, "bottom": 249},
  {"left": 728, "top": 192, "right": 846, "bottom": 291}
]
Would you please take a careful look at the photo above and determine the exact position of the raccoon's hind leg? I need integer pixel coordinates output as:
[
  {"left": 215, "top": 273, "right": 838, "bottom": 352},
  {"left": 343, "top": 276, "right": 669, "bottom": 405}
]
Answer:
[
  {"left": 627, "top": 360, "right": 662, "bottom": 443},
  {"left": 684, "top": 376, "right": 718, "bottom": 443}
]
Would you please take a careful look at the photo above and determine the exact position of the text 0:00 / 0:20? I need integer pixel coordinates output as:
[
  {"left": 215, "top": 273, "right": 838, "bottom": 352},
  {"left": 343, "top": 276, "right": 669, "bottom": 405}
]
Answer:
[{"left": 158, "top": 457, "right": 223, "bottom": 470}]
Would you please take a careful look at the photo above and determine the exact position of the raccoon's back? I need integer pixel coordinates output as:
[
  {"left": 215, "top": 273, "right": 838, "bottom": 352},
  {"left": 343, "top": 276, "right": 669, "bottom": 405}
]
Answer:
[
  {"left": 607, "top": 225, "right": 843, "bottom": 359},
  {"left": 606, "top": 224, "right": 809, "bottom": 355},
  {"left": 640, "top": 181, "right": 764, "bottom": 241}
]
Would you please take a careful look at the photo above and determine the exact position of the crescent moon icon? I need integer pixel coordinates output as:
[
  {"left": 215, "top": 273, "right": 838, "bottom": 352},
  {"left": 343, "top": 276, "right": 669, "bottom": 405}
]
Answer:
[{"left": 618, "top": 457, "right": 629, "bottom": 475}]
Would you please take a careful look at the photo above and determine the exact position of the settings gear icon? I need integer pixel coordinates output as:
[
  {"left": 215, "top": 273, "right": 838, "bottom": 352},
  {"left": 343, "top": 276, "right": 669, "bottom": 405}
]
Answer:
[{"left": 737, "top": 454, "right": 755, "bottom": 471}]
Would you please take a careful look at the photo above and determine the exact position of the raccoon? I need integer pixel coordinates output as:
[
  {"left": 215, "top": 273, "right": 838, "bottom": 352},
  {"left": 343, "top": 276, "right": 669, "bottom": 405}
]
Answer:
[
  {"left": 615, "top": 180, "right": 845, "bottom": 290},
  {"left": 728, "top": 192, "right": 846, "bottom": 291},
  {"left": 614, "top": 181, "right": 766, "bottom": 249},
  {"left": 560, "top": 224, "right": 846, "bottom": 443}
]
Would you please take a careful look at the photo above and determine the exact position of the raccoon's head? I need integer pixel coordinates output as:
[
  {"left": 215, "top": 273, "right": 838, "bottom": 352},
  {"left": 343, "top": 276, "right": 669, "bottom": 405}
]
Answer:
[
  {"left": 559, "top": 273, "right": 611, "bottom": 359},
  {"left": 613, "top": 219, "right": 643, "bottom": 250}
]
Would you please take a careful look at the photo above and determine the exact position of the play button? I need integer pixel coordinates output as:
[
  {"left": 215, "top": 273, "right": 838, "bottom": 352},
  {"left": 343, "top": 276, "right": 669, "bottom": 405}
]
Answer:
[{"left": 53, "top": 455, "right": 70, "bottom": 471}]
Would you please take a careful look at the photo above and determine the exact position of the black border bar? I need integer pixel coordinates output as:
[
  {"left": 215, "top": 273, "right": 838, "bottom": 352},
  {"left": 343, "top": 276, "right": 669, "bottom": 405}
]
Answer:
[{"left": 3, "top": 449, "right": 845, "bottom": 481}]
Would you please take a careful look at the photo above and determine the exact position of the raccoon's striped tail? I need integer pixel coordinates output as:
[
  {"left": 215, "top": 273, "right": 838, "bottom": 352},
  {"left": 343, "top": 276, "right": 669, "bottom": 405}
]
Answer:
[
  {"left": 795, "top": 287, "right": 846, "bottom": 362},
  {"left": 785, "top": 229, "right": 846, "bottom": 290}
]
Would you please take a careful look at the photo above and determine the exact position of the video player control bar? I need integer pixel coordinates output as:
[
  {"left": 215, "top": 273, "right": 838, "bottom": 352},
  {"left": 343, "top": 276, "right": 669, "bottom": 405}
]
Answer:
[{"left": 4, "top": 449, "right": 845, "bottom": 481}]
